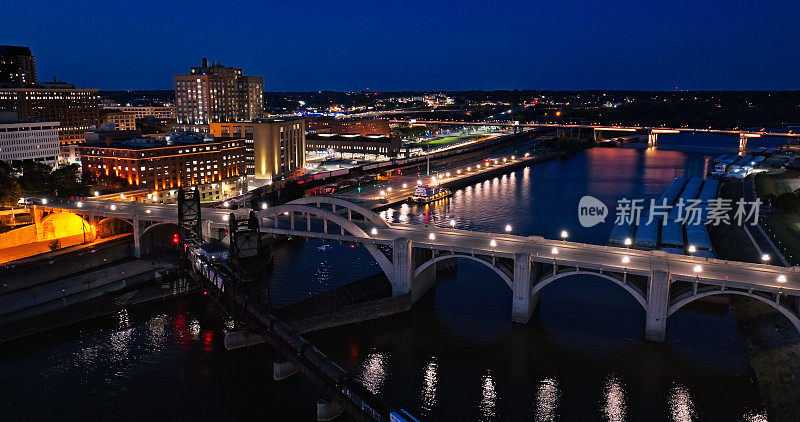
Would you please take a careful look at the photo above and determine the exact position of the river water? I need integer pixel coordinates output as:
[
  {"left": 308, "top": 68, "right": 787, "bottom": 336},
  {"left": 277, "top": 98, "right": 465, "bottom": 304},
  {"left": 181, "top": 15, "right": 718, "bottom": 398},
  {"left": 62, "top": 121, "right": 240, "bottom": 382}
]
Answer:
[{"left": 0, "top": 134, "right": 788, "bottom": 421}]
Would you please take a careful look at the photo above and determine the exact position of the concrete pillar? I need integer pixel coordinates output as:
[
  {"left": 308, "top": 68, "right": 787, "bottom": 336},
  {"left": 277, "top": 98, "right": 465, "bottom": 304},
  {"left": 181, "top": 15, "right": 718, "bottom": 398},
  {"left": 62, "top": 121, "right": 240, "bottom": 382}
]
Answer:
[
  {"left": 512, "top": 254, "right": 540, "bottom": 323},
  {"left": 593, "top": 129, "right": 601, "bottom": 141},
  {"left": 645, "top": 270, "right": 670, "bottom": 342},
  {"left": 316, "top": 399, "right": 343, "bottom": 422},
  {"left": 647, "top": 132, "right": 658, "bottom": 147},
  {"left": 391, "top": 238, "right": 413, "bottom": 296},
  {"left": 132, "top": 219, "right": 142, "bottom": 258},
  {"left": 739, "top": 133, "right": 747, "bottom": 152},
  {"left": 273, "top": 360, "right": 297, "bottom": 381},
  {"left": 224, "top": 330, "right": 265, "bottom": 350},
  {"left": 32, "top": 205, "right": 43, "bottom": 242}
]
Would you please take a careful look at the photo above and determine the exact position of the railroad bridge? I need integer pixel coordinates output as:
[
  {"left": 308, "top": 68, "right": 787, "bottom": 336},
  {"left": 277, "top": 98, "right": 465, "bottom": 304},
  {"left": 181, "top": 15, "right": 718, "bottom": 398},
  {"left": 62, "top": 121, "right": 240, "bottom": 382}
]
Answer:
[{"left": 34, "top": 194, "right": 800, "bottom": 342}]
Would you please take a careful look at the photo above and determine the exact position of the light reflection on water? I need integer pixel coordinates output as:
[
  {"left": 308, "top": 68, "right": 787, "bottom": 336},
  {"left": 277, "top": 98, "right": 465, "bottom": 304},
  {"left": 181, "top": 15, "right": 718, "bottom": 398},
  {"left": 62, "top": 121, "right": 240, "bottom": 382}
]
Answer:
[
  {"left": 601, "top": 374, "right": 627, "bottom": 422},
  {"left": 419, "top": 357, "right": 438, "bottom": 415},
  {"left": 357, "top": 351, "right": 389, "bottom": 394},
  {"left": 668, "top": 383, "right": 696, "bottom": 422},
  {"left": 534, "top": 378, "right": 560, "bottom": 422},
  {"left": 479, "top": 370, "right": 498, "bottom": 421}
]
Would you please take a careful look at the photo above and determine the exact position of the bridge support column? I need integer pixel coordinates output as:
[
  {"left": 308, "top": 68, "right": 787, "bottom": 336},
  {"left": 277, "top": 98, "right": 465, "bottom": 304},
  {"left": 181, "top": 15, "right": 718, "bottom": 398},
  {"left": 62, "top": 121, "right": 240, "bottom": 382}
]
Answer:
[
  {"left": 645, "top": 271, "right": 670, "bottom": 342},
  {"left": 391, "top": 238, "right": 413, "bottom": 297},
  {"left": 593, "top": 129, "right": 601, "bottom": 142},
  {"left": 739, "top": 133, "right": 747, "bottom": 152},
  {"left": 273, "top": 360, "right": 297, "bottom": 380},
  {"left": 32, "top": 205, "right": 44, "bottom": 242},
  {"left": 512, "top": 254, "right": 540, "bottom": 323},
  {"left": 224, "top": 330, "right": 265, "bottom": 350},
  {"left": 317, "top": 399, "right": 343, "bottom": 422},
  {"left": 132, "top": 218, "right": 142, "bottom": 258},
  {"left": 647, "top": 132, "right": 658, "bottom": 147}
]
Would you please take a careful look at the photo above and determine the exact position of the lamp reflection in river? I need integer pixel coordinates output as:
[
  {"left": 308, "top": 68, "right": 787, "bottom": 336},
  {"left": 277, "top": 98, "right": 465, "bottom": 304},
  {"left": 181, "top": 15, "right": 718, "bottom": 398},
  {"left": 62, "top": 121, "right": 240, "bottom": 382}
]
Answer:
[
  {"left": 668, "top": 384, "right": 696, "bottom": 422},
  {"left": 601, "top": 374, "right": 627, "bottom": 422},
  {"left": 420, "top": 357, "right": 438, "bottom": 414},
  {"left": 357, "top": 352, "right": 389, "bottom": 394},
  {"left": 480, "top": 370, "right": 498, "bottom": 421},
  {"left": 534, "top": 378, "right": 560, "bottom": 422}
]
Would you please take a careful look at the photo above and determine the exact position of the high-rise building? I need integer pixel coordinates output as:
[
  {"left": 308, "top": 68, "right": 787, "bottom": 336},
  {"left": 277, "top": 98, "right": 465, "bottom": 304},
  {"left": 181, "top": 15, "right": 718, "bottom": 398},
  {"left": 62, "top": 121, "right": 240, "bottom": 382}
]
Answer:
[
  {"left": 0, "top": 46, "right": 37, "bottom": 87},
  {"left": 0, "top": 88, "right": 100, "bottom": 145},
  {"left": 306, "top": 118, "right": 391, "bottom": 136},
  {"left": 209, "top": 117, "right": 305, "bottom": 187},
  {"left": 0, "top": 112, "right": 60, "bottom": 168},
  {"left": 174, "top": 58, "right": 263, "bottom": 132}
]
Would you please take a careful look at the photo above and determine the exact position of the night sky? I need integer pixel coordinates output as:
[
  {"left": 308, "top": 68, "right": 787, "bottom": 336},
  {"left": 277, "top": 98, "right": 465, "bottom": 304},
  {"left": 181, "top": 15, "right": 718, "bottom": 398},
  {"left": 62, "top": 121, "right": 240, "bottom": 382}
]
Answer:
[{"left": 3, "top": 0, "right": 799, "bottom": 91}]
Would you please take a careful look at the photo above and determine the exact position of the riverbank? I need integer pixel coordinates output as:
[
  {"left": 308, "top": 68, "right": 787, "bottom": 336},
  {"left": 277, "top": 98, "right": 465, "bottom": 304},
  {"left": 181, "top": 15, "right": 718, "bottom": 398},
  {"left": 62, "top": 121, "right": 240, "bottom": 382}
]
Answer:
[{"left": 710, "top": 179, "right": 800, "bottom": 421}]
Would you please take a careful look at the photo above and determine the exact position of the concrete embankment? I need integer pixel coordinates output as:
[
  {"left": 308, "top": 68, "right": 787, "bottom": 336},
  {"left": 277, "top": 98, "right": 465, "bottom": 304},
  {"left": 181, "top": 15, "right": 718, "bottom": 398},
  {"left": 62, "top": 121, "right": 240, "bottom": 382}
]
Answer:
[
  {"left": 0, "top": 258, "right": 178, "bottom": 326},
  {"left": 1, "top": 235, "right": 133, "bottom": 288}
]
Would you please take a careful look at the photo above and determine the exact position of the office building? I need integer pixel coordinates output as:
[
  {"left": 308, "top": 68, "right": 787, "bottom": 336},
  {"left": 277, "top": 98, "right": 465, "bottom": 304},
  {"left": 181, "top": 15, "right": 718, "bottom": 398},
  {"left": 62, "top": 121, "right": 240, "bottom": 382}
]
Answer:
[
  {"left": 306, "top": 133, "right": 400, "bottom": 157},
  {"left": 306, "top": 118, "right": 391, "bottom": 136},
  {"left": 174, "top": 58, "right": 263, "bottom": 132},
  {"left": 100, "top": 109, "right": 137, "bottom": 131},
  {"left": 79, "top": 134, "right": 246, "bottom": 202},
  {"left": 102, "top": 105, "right": 174, "bottom": 119},
  {"left": 0, "top": 88, "right": 99, "bottom": 145},
  {"left": 0, "top": 46, "right": 37, "bottom": 87},
  {"left": 0, "top": 112, "right": 59, "bottom": 168},
  {"left": 209, "top": 117, "right": 304, "bottom": 187}
]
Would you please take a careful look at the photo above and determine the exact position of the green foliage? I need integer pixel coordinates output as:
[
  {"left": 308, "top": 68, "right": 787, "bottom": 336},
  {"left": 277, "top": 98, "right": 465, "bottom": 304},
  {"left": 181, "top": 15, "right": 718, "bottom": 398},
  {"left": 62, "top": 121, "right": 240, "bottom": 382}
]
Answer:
[
  {"left": 279, "top": 181, "right": 306, "bottom": 202},
  {"left": 0, "top": 166, "right": 21, "bottom": 206},
  {"left": 18, "top": 162, "right": 51, "bottom": 193},
  {"left": 48, "top": 239, "right": 62, "bottom": 251}
]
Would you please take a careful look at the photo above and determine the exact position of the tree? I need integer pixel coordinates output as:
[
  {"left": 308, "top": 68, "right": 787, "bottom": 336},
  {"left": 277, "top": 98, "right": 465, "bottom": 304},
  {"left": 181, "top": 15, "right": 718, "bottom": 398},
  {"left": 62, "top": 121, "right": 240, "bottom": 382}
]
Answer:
[
  {"left": 18, "top": 162, "right": 51, "bottom": 193},
  {"left": 49, "top": 164, "right": 81, "bottom": 194},
  {"left": 0, "top": 167, "right": 21, "bottom": 206},
  {"left": 48, "top": 239, "right": 61, "bottom": 251}
]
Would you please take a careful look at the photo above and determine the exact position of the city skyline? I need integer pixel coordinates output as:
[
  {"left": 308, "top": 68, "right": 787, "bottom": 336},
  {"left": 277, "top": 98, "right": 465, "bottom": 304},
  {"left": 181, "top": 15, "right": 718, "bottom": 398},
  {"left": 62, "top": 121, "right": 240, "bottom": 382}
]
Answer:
[{"left": 4, "top": 0, "right": 800, "bottom": 91}]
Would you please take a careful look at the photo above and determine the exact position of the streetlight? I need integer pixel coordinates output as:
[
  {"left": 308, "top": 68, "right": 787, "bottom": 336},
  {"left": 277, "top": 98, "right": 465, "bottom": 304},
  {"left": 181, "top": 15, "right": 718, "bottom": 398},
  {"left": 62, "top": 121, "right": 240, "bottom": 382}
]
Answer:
[
  {"left": 261, "top": 202, "right": 268, "bottom": 210},
  {"left": 505, "top": 224, "right": 512, "bottom": 233},
  {"left": 622, "top": 255, "right": 630, "bottom": 264},
  {"left": 551, "top": 247, "right": 559, "bottom": 255},
  {"left": 560, "top": 230, "right": 568, "bottom": 240},
  {"left": 417, "top": 179, "right": 423, "bottom": 185},
  {"left": 402, "top": 183, "right": 408, "bottom": 189},
  {"left": 371, "top": 228, "right": 378, "bottom": 235},
  {"left": 777, "top": 274, "right": 787, "bottom": 283},
  {"left": 428, "top": 233, "right": 436, "bottom": 240},
  {"left": 624, "top": 237, "right": 632, "bottom": 246},
  {"left": 761, "top": 253, "right": 771, "bottom": 264},
  {"left": 450, "top": 219, "right": 456, "bottom": 228},
  {"left": 693, "top": 264, "right": 703, "bottom": 274},
  {"left": 223, "top": 201, "right": 230, "bottom": 208},
  {"left": 76, "top": 201, "right": 83, "bottom": 208},
  {"left": 145, "top": 209, "right": 151, "bottom": 214},
  {"left": 41, "top": 198, "right": 48, "bottom": 205},
  {"left": 490, "top": 239, "right": 497, "bottom": 247},
  {"left": 688, "top": 245, "right": 697, "bottom": 253},
  {"left": 110, "top": 204, "right": 117, "bottom": 211},
  {"left": 94, "top": 191, "right": 100, "bottom": 197}
]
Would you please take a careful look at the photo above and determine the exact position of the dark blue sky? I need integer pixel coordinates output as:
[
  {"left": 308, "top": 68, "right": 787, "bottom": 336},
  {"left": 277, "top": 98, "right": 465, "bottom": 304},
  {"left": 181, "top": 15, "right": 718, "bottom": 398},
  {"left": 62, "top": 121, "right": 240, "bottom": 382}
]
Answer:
[{"left": 3, "top": 0, "right": 799, "bottom": 91}]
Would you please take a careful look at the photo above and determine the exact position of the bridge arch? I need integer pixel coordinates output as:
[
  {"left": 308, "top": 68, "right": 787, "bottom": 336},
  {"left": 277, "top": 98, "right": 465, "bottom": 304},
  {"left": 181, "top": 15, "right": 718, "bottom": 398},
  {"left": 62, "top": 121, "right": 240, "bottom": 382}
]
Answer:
[
  {"left": 668, "top": 291, "right": 800, "bottom": 336},
  {"left": 413, "top": 253, "right": 513, "bottom": 289},
  {"left": 39, "top": 212, "right": 94, "bottom": 240},
  {"left": 531, "top": 268, "right": 648, "bottom": 311},
  {"left": 287, "top": 196, "right": 390, "bottom": 228},
  {"left": 257, "top": 203, "right": 393, "bottom": 278}
]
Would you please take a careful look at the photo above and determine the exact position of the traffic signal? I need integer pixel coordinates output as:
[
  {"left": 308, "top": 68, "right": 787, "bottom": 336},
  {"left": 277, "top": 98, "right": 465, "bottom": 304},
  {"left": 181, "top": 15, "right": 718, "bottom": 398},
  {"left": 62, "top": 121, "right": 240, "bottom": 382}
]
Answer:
[{"left": 172, "top": 233, "right": 180, "bottom": 244}]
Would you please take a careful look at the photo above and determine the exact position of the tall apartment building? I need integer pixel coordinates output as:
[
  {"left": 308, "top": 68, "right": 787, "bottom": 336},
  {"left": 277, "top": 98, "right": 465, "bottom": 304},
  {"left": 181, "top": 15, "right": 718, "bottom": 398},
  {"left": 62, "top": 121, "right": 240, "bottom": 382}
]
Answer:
[
  {"left": 174, "top": 58, "right": 263, "bottom": 132},
  {"left": 0, "top": 88, "right": 99, "bottom": 145},
  {"left": 79, "top": 135, "right": 246, "bottom": 202},
  {"left": 0, "top": 46, "right": 37, "bottom": 87},
  {"left": 209, "top": 117, "right": 305, "bottom": 187},
  {"left": 0, "top": 112, "right": 60, "bottom": 168}
]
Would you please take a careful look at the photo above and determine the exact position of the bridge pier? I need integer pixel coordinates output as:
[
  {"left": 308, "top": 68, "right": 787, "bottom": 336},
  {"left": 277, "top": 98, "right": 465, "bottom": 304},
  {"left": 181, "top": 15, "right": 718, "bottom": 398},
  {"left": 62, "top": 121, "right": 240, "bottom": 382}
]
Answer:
[
  {"left": 132, "top": 218, "right": 142, "bottom": 258},
  {"left": 391, "top": 238, "right": 436, "bottom": 303},
  {"left": 224, "top": 329, "right": 265, "bottom": 350},
  {"left": 32, "top": 205, "right": 44, "bottom": 242},
  {"left": 647, "top": 131, "right": 658, "bottom": 147},
  {"left": 512, "top": 254, "right": 540, "bottom": 323},
  {"left": 273, "top": 360, "right": 298, "bottom": 380},
  {"left": 739, "top": 133, "right": 747, "bottom": 152},
  {"left": 316, "top": 399, "right": 343, "bottom": 421},
  {"left": 645, "top": 271, "right": 670, "bottom": 342}
]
